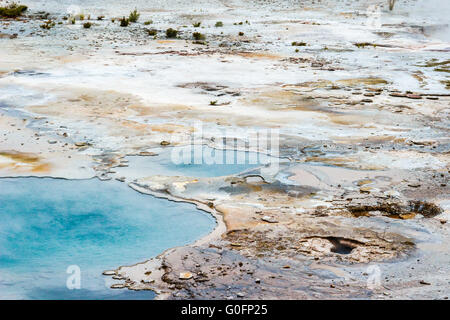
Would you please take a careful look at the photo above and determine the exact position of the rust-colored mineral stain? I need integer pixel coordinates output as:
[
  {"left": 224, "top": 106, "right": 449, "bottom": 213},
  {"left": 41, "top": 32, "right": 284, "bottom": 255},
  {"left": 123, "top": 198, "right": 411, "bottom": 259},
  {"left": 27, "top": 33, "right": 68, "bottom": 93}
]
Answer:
[
  {"left": 305, "top": 156, "right": 357, "bottom": 167},
  {"left": 235, "top": 51, "right": 281, "bottom": 60},
  {"left": 31, "top": 163, "right": 51, "bottom": 173},
  {"left": 336, "top": 78, "right": 387, "bottom": 86},
  {"left": 0, "top": 151, "right": 51, "bottom": 173},
  {"left": 0, "top": 151, "right": 40, "bottom": 164},
  {"left": 157, "top": 40, "right": 176, "bottom": 44}
]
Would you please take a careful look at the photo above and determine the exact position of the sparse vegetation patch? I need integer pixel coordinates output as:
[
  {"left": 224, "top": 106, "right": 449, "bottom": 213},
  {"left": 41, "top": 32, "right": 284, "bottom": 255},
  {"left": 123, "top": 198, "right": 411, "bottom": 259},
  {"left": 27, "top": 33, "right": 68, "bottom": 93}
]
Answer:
[
  {"left": 193, "top": 32, "right": 205, "bottom": 41},
  {"left": 146, "top": 28, "right": 157, "bottom": 36},
  {"left": 40, "top": 20, "right": 56, "bottom": 30},
  {"left": 120, "top": 17, "right": 129, "bottom": 27},
  {"left": 0, "top": 3, "right": 27, "bottom": 18},
  {"left": 128, "top": 9, "right": 140, "bottom": 23},
  {"left": 166, "top": 28, "right": 178, "bottom": 38}
]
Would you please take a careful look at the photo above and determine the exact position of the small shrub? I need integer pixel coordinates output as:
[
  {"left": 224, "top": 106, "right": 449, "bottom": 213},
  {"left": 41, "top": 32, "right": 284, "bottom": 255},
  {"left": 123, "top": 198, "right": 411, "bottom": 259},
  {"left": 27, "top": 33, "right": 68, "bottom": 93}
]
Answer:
[
  {"left": 215, "top": 21, "right": 223, "bottom": 27},
  {"left": 79, "top": 14, "right": 85, "bottom": 21},
  {"left": 83, "top": 22, "right": 92, "bottom": 29},
  {"left": 0, "top": 3, "right": 28, "bottom": 18},
  {"left": 238, "top": 32, "right": 244, "bottom": 36},
  {"left": 210, "top": 100, "right": 218, "bottom": 105},
  {"left": 354, "top": 42, "right": 376, "bottom": 48},
  {"left": 144, "top": 20, "right": 153, "bottom": 25},
  {"left": 129, "top": 9, "right": 140, "bottom": 23},
  {"left": 193, "top": 22, "right": 201, "bottom": 27},
  {"left": 70, "top": 17, "right": 76, "bottom": 24},
  {"left": 193, "top": 32, "right": 205, "bottom": 40},
  {"left": 97, "top": 15, "right": 105, "bottom": 21},
  {"left": 120, "top": 17, "right": 129, "bottom": 27},
  {"left": 40, "top": 20, "right": 55, "bottom": 30},
  {"left": 292, "top": 41, "right": 306, "bottom": 46},
  {"left": 166, "top": 28, "right": 178, "bottom": 38},
  {"left": 147, "top": 28, "right": 157, "bottom": 36}
]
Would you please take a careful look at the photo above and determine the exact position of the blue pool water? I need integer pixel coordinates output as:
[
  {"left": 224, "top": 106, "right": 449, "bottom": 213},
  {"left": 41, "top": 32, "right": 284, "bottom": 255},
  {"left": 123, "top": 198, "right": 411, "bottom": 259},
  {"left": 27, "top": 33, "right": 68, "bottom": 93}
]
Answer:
[{"left": 0, "top": 178, "right": 215, "bottom": 299}]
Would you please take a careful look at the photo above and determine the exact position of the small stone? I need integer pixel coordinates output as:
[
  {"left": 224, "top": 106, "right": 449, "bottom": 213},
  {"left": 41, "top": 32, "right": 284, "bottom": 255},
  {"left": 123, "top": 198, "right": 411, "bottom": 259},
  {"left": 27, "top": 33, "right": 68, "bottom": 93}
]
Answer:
[
  {"left": 406, "top": 94, "right": 422, "bottom": 99},
  {"left": 359, "top": 187, "right": 372, "bottom": 194},
  {"left": 237, "top": 292, "right": 246, "bottom": 297},
  {"left": 262, "top": 216, "right": 278, "bottom": 223},
  {"left": 419, "top": 280, "right": 431, "bottom": 285},
  {"left": 390, "top": 92, "right": 407, "bottom": 98},
  {"left": 75, "top": 142, "right": 88, "bottom": 147},
  {"left": 102, "top": 270, "right": 116, "bottom": 276},
  {"left": 110, "top": 283, "right": 126, "bottom": 289},
  {"left": 408, "top": 183, "right": 421, "bottom": 188},
  {"left": 48, "top": 140, "right": 57, "bottom": 144},
  {"left": 179, "top": 272, "right": 193, "bottom": 280},
  {"left": 255, "top": 278, "right": 261, "bottom": 284},
  {"left": 139, "top": 151, "right": 158, "bottom": 156},
  {"left": 282, "top": 265, "right": 291, "bottom": 269},
  {"left": 361, "top": 99, "right": 373, "bottom": 103},
  {"left": 160, "top": 140, "right": 171, "bottom": 146}
]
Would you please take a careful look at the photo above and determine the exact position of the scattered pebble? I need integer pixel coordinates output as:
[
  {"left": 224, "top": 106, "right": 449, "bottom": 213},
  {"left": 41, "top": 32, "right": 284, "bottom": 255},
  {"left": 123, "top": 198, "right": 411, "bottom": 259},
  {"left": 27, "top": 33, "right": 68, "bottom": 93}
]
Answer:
[{"left": 179, "top": 272, "right": 193, "bottom": 280}]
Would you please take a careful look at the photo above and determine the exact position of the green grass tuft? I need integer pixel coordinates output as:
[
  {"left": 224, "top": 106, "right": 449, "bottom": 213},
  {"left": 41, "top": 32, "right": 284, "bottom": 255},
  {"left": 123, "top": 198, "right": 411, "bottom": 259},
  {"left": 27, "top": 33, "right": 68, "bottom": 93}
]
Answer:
[{"left": 128, "top": 9, "right": 140, "bottom": 23}]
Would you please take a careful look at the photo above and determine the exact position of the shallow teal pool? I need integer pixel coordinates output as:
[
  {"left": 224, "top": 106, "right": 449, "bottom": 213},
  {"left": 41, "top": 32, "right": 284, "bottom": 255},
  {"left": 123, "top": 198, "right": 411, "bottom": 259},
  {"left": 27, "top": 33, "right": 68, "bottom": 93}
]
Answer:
[
  {"left": 0, "top": 178, "right": 215, "bottom": 299},
  {"left": 115, "top": 145, "right": 275, "bottom": 179}
]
